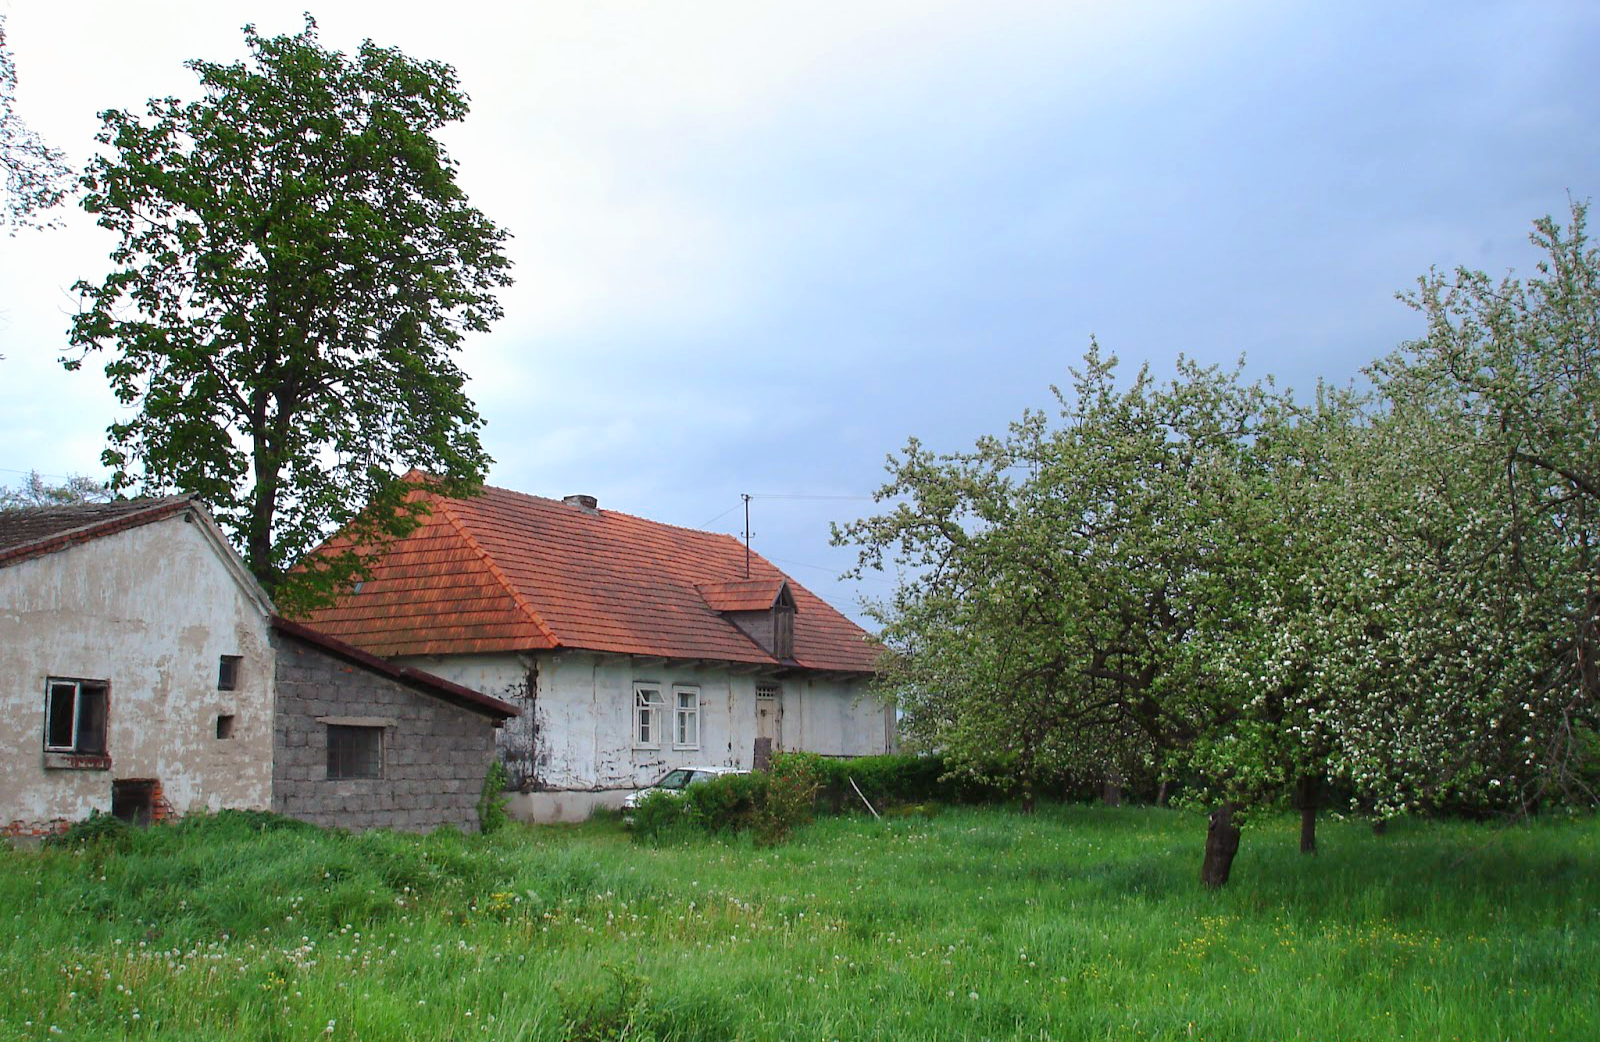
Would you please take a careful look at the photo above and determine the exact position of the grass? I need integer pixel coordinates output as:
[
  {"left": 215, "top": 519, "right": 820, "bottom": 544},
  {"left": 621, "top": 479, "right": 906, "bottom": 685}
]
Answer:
[{"left": 0, "top": 804, "right": 1595, "bottom": 1040}]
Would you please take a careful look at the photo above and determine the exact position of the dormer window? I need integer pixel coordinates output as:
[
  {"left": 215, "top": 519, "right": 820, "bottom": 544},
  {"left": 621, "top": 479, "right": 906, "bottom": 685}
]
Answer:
[{"left": 696, "top": 579, "right": 799, "bottom": 660}]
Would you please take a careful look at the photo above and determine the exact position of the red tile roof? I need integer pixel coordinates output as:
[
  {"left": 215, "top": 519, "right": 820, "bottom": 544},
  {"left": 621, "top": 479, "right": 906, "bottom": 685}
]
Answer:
[{"left": 299, "top": 481, "right": 880, "bottom": 674}]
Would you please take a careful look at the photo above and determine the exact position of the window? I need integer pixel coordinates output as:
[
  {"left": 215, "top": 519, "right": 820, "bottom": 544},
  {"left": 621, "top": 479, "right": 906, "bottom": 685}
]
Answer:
[
  {"left": 327, "top": 724, "right": 383, "bottom": 779},
  {"left": 634, "top": 684, "right": 665, "bottom": 747},
  {"left": 217, "top": 655, "right": 242, "bottom": 691},
  {"left": 216, "top": 714, "right": 235, "bottom": 740},
  {"left": 44, "top": 678, "right": 109, "bottom": 766},
  {"left": 674, "top": 686, "right": 700, "bottom": 749}
]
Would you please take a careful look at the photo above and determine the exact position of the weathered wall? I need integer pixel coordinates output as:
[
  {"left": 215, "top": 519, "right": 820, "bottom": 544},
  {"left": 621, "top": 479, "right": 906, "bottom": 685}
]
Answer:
[
  {"left": 273, "top": 634, "right": 500, "bottom": 831},
  {"left": 398, "top": 649, "right": 891, "bottom": 820},
  {"left": 0, "top": 515, "right": 274, "bottom": 836}
]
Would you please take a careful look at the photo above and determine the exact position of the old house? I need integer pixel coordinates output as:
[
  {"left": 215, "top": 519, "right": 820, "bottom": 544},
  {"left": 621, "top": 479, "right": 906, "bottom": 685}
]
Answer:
[
  {"left": 0, "top": 497, "right": 515, "bottom": 837},
  {"left": 300, "top": 479, "right": 892, "bottom": 821},
  {"left": 1, "top": 497, "right": 276, "bottom": 836}
]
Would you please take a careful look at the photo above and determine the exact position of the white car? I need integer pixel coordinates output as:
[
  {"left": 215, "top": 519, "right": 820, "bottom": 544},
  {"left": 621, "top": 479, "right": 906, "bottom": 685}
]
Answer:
[{"left": 621, "top": 766, "right": 747, "bottom": 824}]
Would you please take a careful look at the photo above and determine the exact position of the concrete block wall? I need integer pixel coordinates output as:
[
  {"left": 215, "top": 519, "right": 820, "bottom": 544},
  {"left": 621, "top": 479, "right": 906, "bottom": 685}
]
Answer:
[{"left": 271, "top": 634, "right": 499, "bottom": 832}]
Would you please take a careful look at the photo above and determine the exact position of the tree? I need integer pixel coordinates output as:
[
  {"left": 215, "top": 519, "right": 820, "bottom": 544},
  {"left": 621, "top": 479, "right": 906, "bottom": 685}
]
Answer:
[
  {"left": 64, "top": 17, "right": 512, "bottom": 613},
  {"left": 0, "top": 470, "right": 112, "bottom": 510},
  {"left": 1330, "top": 202, "right": 1600, "bottom": 814},
  {"left": 0, "top": 14, "right": 73, "bottom": 232},
  {"left": 836, "top": 346, "right": 1313, "bottom": 884}
]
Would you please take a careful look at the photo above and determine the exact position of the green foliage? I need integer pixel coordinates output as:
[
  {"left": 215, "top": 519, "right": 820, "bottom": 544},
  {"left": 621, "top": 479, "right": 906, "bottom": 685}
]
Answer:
[
  {"left": 751, "top": 770, "right": 817, "bottom": 846},
  {"left": 64, "top": 16, "right": 511, "bottom": 610},
  {"left": 835, "top": 348, "right": 1309, "bottom": 816},
  {"left": 629, "top": 789, "right": 698, "bottom": 843},
  {"left": 44, "top": 809, "right": 135, "bottom": 852},
  {"left": 837, "top": 206, "right": 1600, "bottom": 837},
  {"left": 682, "top": 772, "right": 767, "bottom": 835},
  {"left": 475, "top": 759, "right": 510, "bottom": 835}
]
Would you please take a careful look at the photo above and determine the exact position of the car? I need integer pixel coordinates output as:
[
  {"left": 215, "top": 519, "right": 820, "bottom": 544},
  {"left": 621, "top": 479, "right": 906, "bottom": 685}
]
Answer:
[{"left": 621, "top": 765, "right": 748, "bottom": 825}]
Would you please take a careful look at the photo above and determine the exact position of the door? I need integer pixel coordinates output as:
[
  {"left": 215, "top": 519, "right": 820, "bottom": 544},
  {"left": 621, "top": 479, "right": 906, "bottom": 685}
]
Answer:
[{"left": 755, "top": 682, "right": 782, "bottom": 750}]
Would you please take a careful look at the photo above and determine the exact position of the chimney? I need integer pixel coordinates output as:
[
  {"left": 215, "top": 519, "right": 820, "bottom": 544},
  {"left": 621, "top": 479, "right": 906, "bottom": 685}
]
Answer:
[{"left": 563, "top": 494, "right": 599, "bottom": 515}]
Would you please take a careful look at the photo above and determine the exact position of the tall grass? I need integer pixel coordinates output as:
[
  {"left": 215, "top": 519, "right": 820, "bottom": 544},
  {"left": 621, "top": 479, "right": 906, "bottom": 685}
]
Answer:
[{"left": 1, "top": 805, "right": 1594, "bottom": 1040}]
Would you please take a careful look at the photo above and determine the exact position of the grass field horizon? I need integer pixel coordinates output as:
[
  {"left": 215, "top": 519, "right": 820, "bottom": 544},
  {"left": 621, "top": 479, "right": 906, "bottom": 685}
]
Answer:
[{"left": 1, "top": 804, "right": 1594, "bottom": 1040}]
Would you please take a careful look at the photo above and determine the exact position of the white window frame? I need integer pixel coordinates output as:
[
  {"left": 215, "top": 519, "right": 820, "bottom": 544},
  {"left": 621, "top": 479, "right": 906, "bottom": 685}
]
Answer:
[
  {"left": 634, "top": 683, "right": 665, "bottom": 748},
  {"left": 673, "top": 685, "right": 701, "bottom": 750},
  {"left": 44, "top": 677, "right": 110, "bottom": 759}
]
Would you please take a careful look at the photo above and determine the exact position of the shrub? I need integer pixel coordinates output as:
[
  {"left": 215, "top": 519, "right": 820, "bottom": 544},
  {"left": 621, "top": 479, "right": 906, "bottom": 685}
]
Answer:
[
  {"left": 476, "top": 759, "right": 511, "bottom": 834},
  {"left": 683, "top": 772, "right": 767, "bottom": 834},
  {"left": 753, "top": 769, "right": 817, "bottom": 845},
  {"left": 45, "top": 809, "right": 135, "bottom": 852},
  {"left": 630, "top": 789, "right": 697, "bottom": 843}
]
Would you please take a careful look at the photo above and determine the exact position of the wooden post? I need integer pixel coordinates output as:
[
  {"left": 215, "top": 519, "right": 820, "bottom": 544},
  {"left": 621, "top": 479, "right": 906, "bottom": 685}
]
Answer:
[{"left": 753, "top": 736, "right": 773, "bottom": 772}]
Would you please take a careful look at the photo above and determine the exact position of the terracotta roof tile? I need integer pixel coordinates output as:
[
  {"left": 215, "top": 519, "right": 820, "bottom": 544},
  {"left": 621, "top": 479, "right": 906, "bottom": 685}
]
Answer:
[{"left": 299, "top": 481, "right": 879, "bottom": 673}]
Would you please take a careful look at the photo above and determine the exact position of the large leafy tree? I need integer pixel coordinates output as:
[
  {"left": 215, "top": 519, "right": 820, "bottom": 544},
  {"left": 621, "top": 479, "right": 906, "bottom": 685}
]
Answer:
[
  {"left": 65, "top": 17, "right": 511, "bottom": 612},
  {"left": 837, "top": 346, "right": 1317, "bottom": 884},
  {"left": 1333, "top": 203, "right": 1600, "bottom": 813},
  {"left": 0, "top": 14, "right": 73, "bottom": 233}
]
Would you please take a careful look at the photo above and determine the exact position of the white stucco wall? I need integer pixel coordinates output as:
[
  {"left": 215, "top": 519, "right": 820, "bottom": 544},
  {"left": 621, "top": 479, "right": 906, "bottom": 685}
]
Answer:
[
  {"left": 397, "top": 649, "right": 891, "bottom": 821},
  {"left": 0, "top": 515, "right": 275, "bottom": 832}
]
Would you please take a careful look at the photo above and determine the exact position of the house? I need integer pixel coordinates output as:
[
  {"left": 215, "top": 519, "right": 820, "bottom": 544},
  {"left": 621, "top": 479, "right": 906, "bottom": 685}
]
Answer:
[
  {"left": 0, "top": 496, "right": 516, "bottom": 838},
  {"left": 299, "top": 480, "right": 892, "bottom": 822}
]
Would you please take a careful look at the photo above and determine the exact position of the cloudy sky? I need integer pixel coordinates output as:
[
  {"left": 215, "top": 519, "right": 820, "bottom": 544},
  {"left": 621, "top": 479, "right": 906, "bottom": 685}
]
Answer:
[{"left": 2, "top": 1, "right": 1597, "bottom": 623}]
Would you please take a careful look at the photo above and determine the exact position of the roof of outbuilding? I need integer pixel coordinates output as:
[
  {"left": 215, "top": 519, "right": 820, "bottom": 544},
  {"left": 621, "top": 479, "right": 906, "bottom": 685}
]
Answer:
[
  {"left": 298, "top": 479, "right": 880, "bottom": 674},
  {"left": 269, "top": 616, "right": 520, "bottom": 720},
  {"left": 0, "top": 496, "right": 198, "bottom": 569}
]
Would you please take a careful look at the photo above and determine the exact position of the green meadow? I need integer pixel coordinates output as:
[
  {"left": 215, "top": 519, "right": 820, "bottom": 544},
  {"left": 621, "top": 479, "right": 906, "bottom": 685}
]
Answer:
[{"left": 1, "top": 805, "right": 1594, "bottom": 1041}]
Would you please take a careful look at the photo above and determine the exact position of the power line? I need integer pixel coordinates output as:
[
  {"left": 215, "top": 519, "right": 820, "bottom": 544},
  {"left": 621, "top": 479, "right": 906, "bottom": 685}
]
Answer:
[{"left": 746, "top": 493, "right": 875, "bottom": 501}]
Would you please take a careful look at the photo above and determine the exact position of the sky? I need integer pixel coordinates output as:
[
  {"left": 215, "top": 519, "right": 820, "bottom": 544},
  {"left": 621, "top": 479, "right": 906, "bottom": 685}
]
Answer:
[{"left": 1, "top": 1, "right": 1597, "bottom": 624}]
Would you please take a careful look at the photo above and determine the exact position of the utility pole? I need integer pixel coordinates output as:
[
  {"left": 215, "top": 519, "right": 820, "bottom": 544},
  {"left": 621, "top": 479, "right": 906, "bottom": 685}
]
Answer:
[{"left": 742, "top": 493, "right": 751, "bottom": 578}]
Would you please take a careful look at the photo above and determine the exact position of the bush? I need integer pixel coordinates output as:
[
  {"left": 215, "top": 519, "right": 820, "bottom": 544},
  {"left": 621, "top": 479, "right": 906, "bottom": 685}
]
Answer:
[
  {"left": 684, "top": 772, "right": 767, "bottom": 834},
  {"left": 630, "top": 789, "right": 697, "bottom": 843},
  {"left": 476, "top": 760, "right": 511, "bottom": 834},
  {"left": 45, "top": 809, "right": 135, "bottom": 852}
]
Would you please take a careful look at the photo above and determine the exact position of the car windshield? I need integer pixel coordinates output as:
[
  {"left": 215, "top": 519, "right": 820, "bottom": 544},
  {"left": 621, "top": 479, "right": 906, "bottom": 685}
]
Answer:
[{"left": 654, "top": 769, "right": 695, "bottom": 790}]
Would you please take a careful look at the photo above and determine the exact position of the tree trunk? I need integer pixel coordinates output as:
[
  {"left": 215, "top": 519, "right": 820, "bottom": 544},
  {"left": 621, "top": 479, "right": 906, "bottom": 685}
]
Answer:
[
  {"left": 1156, "top": 780, "right": 1170, "bottom": 807},
  {"left": 1371, "top": 817, "right": 1387, "bottom": 836},
  {"left": 1295, "top": 775, "right": 1319, "bottom": 855},
  {"left": 1200, "top": 802, "right": 1241, "bottom": 889},
  {"left": 1020, "top": 785, "right": 1036, "bottom": 814},
  {"left": 1102, "top": 773, "right": 1123, "bottom": 807}
]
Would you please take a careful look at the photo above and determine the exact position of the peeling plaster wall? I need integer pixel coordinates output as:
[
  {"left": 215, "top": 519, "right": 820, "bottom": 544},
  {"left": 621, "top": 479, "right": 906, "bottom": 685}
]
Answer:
[
  {"left": 0, "top": 516, "right": 274, "bottom": 834},
  {"left": 396, "top": 649, "right": 890, "bottom": 821}
]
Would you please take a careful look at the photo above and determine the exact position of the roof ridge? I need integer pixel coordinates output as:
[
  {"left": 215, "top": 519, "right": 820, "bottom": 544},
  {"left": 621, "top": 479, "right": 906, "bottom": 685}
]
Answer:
[
  {"left": 436, "top": 493, "right": 561, "bottom": 648},
  {"left": 480, "top": 482, "right": 761, "bottom": 548}
]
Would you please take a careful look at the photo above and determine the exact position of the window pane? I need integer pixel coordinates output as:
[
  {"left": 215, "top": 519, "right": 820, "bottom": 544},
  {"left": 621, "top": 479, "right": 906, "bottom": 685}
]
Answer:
[
  {"left": 47, "top": 683, "right": 76, "bottom": 749},
  {"left": 76, "top": 685, "right": 108, "bottom": 755},
  {"left": 327, "top": 725, "right": 382, "bottom": 779}
]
